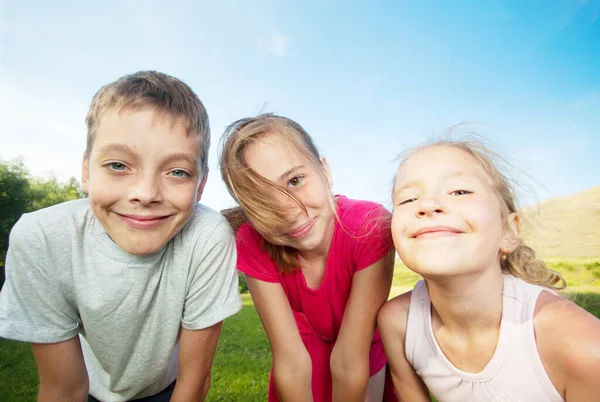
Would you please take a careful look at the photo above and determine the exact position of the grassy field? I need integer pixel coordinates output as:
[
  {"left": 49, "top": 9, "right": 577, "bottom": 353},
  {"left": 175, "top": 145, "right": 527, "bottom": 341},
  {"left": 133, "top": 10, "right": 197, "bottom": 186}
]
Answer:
[
  {"left": 1, "top": 260, "right": 599, "bottom": 401},
  {"left": 391, "top": 258, "right": 600, "bottom": 318},
  {"left": 208, "top": 294, "right": 271, "bottom": 401}
]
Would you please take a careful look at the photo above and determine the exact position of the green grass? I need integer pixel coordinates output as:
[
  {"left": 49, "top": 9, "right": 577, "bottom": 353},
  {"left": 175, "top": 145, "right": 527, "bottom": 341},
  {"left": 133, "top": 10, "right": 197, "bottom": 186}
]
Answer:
[
  {"left": 1, "top": 261, "right": 598, "bottom": 401},
  {"left": 392, "top": 257, "right": 600, "bottom": 292},
  {"left": 0, "top": 338, "right": 38, "bottom": 401},
  {"left": 207, "top": 294, "right": 271, "bottom": 401},
  {"left": 545, "top": 258, "right": 600, "bottom": 290}
]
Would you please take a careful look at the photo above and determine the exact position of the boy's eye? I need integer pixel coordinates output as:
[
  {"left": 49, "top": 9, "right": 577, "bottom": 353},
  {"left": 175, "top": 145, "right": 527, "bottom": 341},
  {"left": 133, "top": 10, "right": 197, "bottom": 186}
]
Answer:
[
  {"left": 107, "top": 162, "right": 126, "bottom": 171},
  {"left": 288, "top": 176, "right": 304, "bottom": 188},
  {"left": 170, "top": 169, "right": 188, "bottom": 178},
  {"left": 450, "top": 189, "right": 472, "bottom": 196}
]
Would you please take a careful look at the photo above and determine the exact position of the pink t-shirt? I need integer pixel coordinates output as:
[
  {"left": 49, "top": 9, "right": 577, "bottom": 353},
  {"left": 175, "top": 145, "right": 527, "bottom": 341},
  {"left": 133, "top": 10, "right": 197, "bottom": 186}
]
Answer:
[{"left": 236, "top": 195, "right": 394, "bottom": 402}]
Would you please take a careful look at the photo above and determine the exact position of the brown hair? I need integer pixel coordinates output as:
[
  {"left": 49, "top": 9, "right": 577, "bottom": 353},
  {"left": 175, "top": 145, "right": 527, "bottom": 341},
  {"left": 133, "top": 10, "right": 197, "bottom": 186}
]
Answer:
[
  {"left": 394, "top": 138, "right": 566, "bottom": 290},
  {"left": 85, "top": 70, "right": 210, "bottom": 174},
  {"left": 219, "top": 114, "right": 331, "bottom": 273}
]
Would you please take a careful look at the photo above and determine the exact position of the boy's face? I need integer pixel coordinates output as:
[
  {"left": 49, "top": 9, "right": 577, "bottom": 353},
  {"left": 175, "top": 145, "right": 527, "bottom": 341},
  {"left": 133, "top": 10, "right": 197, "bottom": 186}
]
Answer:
[{"left": 82, "top": 109, "right": 207, "bottom": 255}]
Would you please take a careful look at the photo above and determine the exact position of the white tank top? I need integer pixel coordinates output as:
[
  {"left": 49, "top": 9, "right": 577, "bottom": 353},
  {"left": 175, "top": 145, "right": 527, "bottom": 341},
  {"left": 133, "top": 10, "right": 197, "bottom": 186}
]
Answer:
[{"left": 405, "top": 274, "right": 564, "bottom": 402}]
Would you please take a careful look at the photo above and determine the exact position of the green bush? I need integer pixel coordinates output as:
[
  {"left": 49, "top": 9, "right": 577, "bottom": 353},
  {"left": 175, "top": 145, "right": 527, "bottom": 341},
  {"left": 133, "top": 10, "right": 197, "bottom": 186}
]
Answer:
[{"left": 238, "top": 272, "right": 249, "bottom": 294}]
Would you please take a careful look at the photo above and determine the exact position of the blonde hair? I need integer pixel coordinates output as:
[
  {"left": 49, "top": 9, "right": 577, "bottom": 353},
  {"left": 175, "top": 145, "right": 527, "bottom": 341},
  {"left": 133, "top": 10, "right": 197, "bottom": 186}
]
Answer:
[
  {"left": 394, "top": 138, "right": 566, "bottom": 290},
  {"left": 85, "top": 71, "right": 210, "bottom": 174},
  {"left": 219, "top": 114, "right": 331, "bottom": 273}
]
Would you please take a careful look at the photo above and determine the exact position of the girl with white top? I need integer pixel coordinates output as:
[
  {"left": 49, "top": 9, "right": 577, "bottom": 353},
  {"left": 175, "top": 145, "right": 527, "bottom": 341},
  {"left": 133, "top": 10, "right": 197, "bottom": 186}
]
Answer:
[{"left": 378, "top": 139, "right": 600, "bottom": 401}]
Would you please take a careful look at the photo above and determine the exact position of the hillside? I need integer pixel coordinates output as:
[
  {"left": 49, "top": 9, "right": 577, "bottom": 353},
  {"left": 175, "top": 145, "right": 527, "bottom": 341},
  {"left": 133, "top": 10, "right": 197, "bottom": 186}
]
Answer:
[{"left": 520, "top": 186, "right": 600, "bottom": 259}]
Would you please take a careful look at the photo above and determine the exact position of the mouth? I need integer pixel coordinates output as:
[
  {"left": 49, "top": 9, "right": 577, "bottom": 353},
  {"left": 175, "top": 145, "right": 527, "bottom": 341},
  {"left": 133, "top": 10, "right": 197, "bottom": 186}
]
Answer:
[
  {"left": 412, "top": 226, "right": 462, "bottom": 239},
  {"left": 285, "top": 218, "right": 316, "bottom": 239},
  {"left": 116, "top": 213, "right": 173, "bottom": 229}
]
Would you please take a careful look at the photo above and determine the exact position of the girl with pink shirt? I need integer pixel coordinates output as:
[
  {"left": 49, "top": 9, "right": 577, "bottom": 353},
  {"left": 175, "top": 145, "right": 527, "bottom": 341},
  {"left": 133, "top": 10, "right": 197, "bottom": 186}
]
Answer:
[
  {"left": 378, "top": 139, "right": 600, "bottom": 401},
  {"left": 219, "top": 114, "right": 396, "bottom": 402}
]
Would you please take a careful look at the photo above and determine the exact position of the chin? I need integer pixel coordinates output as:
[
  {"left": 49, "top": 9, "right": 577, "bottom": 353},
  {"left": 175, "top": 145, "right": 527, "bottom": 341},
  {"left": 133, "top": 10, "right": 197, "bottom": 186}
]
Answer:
[
  {"left": 113, "top": 233, "right": 169, "bottom": 255},
  {"left": 120, "top": 244, "right": 163, "bottom": 255},
  {"left": 402, "top": 253, "right": 463, "bottom": 277}
]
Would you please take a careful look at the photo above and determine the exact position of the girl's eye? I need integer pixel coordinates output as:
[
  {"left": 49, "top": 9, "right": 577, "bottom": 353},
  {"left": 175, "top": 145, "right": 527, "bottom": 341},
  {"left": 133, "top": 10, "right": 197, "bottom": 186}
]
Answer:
[
  {"left": 107, "top": 162, "right": 126, "bottom": 171},
  {"left": 170, "top": 169, "right": 188, "bottom": 178},
  {"left": 450, "top": 189, "right": 472, "bottom": 196},
  {"left": 288, "top": 176, "right": 303, "bottom": 188},
  {"left": 399, "top": 197, "right": 417, "bottom": 205}
]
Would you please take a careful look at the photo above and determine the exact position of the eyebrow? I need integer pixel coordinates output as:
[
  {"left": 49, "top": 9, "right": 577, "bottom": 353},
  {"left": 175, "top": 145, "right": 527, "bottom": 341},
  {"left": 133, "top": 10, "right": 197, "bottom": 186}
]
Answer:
[
  {"left": 96, "top": 143, "right": 137, "bottom": 158},
  {"left": 278, "top": 166, "right": 304, "bottom": 182},
  {"left": 161, "top": 152, "right": 198, "bottom": 167}
]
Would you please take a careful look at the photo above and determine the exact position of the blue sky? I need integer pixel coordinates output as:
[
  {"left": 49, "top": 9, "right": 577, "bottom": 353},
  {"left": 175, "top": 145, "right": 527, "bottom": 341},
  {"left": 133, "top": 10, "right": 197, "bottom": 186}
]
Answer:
[{"left": 1, "top": 0, "right": 599, "bottom": 211}]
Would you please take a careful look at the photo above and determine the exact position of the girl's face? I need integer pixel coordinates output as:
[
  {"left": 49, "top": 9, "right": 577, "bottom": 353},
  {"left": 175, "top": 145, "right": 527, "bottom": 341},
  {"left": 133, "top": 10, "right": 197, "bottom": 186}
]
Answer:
[
  {"left": 391, "top": 146, "right": 517, "bottom": 279},
  {"left": 244, "top": 133, "right": 335, "bottom": 253}
]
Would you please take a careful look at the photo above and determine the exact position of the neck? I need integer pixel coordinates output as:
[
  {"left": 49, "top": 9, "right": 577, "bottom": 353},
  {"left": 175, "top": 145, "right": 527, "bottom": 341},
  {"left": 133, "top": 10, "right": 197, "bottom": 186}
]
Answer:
[{"left": 426, "top": 266, "right": 505, "bottom": 335}]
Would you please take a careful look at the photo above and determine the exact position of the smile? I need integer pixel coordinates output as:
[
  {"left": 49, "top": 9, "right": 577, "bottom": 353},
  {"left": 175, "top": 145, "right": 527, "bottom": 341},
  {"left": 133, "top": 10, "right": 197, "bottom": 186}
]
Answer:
[
  {"left": 117, "top": 213, "right": 173, "bottom": 229},
  {"left": 285, "top": 218, "right": 316, "bottom": 239},
  {"left": 413, "top": 226, "right": 462, "bottom": 238}
]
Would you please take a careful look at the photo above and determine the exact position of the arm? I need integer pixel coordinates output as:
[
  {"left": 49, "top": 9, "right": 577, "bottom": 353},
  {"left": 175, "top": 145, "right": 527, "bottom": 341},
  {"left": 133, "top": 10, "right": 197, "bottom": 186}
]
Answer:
[
  {"left": 171, "top": 323, "right": 223, "bottom": 401},
  {"left": 247, "top": 276, "right": 313, "bottom": 402},
  {"left": 378, "top": 292, "right": 431, "bottom": 402},
  {"left": 32, "top": 337, "right": 89, "bottom": 402},
  {"left": 330, "top": 251, "right": 394, "bottom": 402},
  {"left": 534, "top": 291, "right": 600, "bottom": 401}
]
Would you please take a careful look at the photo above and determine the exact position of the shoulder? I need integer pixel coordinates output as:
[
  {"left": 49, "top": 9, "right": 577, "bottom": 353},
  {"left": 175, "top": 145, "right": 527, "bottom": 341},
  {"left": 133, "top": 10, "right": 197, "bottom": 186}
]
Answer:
[
  {"left": 179, "top": 203, "right": 234, "bottom": 244},
  {"left": 378, "top": 290, "right": 413, "bottom": 339},
  {"left": 336, "top": 195, "right": 391, "bottom": 234},
  {"left": 337, "top": 195, "right": 390, "bottom": 222},
  {"left": 234, "top": 222, "right": 280, "bottom": 282},
  {"left": 235, "top": 221, "right": 264, "bottom": 250},
  {"left": 534, "top": 290, "right": 600, "bottom": 390},
  {"left": 10, "top": 199, "right": 91, "bottom": 246}
]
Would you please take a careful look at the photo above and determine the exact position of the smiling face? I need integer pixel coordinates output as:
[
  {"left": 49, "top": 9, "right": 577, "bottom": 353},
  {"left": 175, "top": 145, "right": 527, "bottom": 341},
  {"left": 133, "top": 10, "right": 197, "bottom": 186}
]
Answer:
[
  {"left": 82, "top": 109, "right": 206, "bottom": 255},
  {"left": 392, "top": 145, "right": 517, "bottom": 278},
  {"left": 243, "top": 133, "right": 335, "bottom": 253}
]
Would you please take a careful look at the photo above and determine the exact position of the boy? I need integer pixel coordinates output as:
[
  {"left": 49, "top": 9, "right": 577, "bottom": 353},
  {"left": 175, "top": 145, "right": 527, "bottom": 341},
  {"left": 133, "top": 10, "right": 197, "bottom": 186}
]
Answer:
[{"left": 0, "top": 71, "right": 242, "bottom": 401}]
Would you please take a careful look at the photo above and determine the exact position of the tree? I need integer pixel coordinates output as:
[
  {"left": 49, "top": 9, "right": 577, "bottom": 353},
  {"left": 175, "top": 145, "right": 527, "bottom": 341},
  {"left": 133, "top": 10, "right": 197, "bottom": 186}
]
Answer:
[
  {"left": 0, "top": 159, "right": 30, "bottom": 258},
  {"left": 29, "top": 176, "right": 86, "bottom": 211},
  {"left": 0, "top": 159, "right": 85, "bottom": 286}
]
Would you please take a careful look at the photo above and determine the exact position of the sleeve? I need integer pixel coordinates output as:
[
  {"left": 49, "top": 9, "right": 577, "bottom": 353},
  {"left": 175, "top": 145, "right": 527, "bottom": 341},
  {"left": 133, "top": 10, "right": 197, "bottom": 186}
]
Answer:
[
  {"left": 0, "top": 215, "right": 80, "bottom": 343},
  {"left": 352, "top": 203, "right": 394, "bottom": 272},
  {"left": 235, "top": 223, "right": 280, "bottom": 283},
  {"left": 181, "top": 219, "right": 243, "bottom": 330}
]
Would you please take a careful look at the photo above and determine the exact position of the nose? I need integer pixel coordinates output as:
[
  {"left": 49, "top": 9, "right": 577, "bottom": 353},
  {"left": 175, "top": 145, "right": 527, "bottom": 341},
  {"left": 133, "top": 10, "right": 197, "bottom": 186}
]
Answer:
[
  {"left": 129, "top": 172, "right": 162, "bottom": 205},
  {"left": 416, "top": 195, "right": 445, "bottom": 217}
]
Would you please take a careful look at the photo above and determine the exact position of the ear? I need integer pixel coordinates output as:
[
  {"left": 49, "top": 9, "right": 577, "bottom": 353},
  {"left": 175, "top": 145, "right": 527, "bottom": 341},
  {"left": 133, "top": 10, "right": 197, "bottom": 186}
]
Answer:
[
  {"left": 196, "top": 168, "right": 209, "bottom": 201},
  {"left": 81, "top": 152, "right": 90, "bottom": 195},
  {"left": 500, "top": 212, "right": 520, "bottom": 253},
  {"left": 320, "top": 157, "right": 333, "bottom": 189}
]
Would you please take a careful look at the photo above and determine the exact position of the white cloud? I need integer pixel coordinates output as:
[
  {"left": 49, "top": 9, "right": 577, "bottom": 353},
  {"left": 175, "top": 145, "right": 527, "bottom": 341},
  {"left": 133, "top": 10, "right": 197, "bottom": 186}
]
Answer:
[{"left": 256, "top": 34, "right": 289, "bottom": 57}]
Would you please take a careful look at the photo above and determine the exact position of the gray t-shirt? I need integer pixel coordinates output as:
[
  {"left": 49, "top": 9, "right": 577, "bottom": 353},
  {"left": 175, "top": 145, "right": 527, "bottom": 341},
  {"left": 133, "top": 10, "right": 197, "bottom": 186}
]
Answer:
[{"left": 0, "top": 199, "right": 242, "bottom": 401}]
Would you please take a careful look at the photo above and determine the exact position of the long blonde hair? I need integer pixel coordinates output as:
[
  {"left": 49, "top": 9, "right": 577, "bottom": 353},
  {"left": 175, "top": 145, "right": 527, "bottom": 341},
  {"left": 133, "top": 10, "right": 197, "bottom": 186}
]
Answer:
[
  {"left": 219, "top": 114, "right": 331, "bottom": 273},
  {"left": 394, "top": 138, "right": 566, "bottom": 290}
]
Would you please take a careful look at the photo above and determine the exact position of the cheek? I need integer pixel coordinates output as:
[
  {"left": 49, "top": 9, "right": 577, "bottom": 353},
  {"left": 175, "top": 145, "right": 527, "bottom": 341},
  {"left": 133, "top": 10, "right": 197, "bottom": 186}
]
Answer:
[
  {"left": 87, "top": 179, "right": 122, "bottom": 205},
  {"left": 391, "top": 210, "right": 409, "bottom": 248},
  {"left": 464, "top": 203, "right": 505, "bottom": 244},
  {"left": 167, "top": 182, "right": 200, "bottom": 210},
  {"left": 470, "top": 203, "right": 503, "bottom": 230},
  {"left": 303, "top": 182, "right": 330, "bottom": 209}
]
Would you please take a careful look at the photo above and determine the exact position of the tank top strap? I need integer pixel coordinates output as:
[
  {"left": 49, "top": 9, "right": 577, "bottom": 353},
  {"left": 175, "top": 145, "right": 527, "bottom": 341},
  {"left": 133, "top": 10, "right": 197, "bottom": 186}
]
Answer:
[
  {"left": 504, "top": 274, "right": 565, "bottom": 401},
  {"left": 405, "top": 280, "right": 427, "bottom": 366}
]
